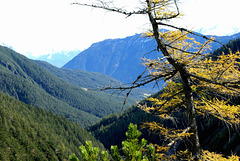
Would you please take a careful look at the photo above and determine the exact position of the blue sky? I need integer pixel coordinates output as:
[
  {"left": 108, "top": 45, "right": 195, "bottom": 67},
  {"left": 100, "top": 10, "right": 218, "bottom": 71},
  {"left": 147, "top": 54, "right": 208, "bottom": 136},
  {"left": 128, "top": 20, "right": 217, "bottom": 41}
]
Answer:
[{"left": 0, "top": 0, "right": 239, "bottom": 57}]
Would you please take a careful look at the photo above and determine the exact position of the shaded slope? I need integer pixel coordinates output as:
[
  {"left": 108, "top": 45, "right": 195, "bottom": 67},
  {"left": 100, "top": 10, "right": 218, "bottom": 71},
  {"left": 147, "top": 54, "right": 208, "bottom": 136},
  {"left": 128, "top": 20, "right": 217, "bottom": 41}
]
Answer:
[
  {"left": 89, "top": 105, "right": 240, "bottom": 156},
  {"left": 211, "top": 38, "right": 240, "bottom": 59},
  {"left": 0, "top": 91, "right": 104, "bottom": 160}
]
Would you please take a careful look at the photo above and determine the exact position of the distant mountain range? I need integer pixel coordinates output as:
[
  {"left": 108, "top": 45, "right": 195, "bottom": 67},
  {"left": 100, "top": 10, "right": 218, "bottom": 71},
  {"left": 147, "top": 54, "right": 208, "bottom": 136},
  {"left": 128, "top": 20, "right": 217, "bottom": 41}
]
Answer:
[
  {"left": 30, "top": 50, "right": 80, "bottom": 67},
  {"left": 63, "top": 32, "right": 240, "bottom": 90}
]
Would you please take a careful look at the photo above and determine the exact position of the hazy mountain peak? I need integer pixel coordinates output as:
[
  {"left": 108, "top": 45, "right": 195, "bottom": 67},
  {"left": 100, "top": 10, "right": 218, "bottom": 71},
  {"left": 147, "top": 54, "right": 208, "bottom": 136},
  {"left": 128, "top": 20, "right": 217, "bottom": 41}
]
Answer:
[{"left": 31, "top": 50, "right": 80, "bottom": 67}]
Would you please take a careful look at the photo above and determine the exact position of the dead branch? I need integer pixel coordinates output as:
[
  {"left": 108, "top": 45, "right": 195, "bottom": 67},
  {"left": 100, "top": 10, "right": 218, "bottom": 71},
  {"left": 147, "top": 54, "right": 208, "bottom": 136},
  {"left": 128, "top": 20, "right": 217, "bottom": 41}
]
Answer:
[{"left": 71, "top": 2, "right": 147, "bottom": 17}]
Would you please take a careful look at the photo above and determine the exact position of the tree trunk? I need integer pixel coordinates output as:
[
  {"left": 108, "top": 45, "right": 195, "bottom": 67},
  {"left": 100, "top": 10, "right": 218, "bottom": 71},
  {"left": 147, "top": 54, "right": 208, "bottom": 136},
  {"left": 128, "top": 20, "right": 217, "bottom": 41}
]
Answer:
[
  {"left": 180, "top": 70, "right": 201, "bottom": 160},
  {"left": 146, "top": 0, "right": 201, "bottom": 159}
]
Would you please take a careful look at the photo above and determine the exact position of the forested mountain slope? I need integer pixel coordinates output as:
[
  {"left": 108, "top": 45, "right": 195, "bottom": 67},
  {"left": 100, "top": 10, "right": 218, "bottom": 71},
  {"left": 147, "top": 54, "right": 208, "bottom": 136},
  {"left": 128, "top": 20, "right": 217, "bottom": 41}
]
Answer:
[
  {"left": 88, "top": 38, "right": 240, "bottom": 155},
  {"left": 89, "top": 105, "right": 240, "bottom": 156},
  {"left": 0, "top": 45, "right": 134, "bottom": 127},
  {"left": 0, "top": 91, "right": 104, "bottom": 160},
  {"left": 63, "top": 32, "right": 240, "bottom": 89},
  {"left": 35, "top": 60, "right": 122, "bottom": 89},
  {"left": 211, "top": 38, "right": 240, "bottom": 59}
]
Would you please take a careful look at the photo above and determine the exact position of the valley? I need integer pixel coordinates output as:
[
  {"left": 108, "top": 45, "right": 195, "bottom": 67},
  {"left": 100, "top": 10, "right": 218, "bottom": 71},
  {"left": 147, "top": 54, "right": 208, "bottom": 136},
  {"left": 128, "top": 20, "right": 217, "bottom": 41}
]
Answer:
[{"left": 0, "top": 45, "right": 141, "bottom": 127}]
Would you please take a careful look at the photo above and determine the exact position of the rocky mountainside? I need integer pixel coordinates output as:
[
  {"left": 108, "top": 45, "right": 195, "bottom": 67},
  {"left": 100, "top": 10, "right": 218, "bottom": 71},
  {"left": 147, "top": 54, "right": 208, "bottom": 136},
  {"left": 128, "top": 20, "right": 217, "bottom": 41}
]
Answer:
[
  {"left": 63, "top": 35, "right": 157, "bottom": 84},
  {"left": 63, "top": 32, "right": 240, "bottom": 90}
]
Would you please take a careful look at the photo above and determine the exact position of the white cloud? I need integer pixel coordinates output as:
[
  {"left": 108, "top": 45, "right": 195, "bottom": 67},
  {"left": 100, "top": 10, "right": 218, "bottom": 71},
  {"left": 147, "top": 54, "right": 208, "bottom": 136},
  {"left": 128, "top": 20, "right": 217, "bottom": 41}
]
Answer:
[{"left": 0, "top": 0, "right": 239, "bottom": 57}]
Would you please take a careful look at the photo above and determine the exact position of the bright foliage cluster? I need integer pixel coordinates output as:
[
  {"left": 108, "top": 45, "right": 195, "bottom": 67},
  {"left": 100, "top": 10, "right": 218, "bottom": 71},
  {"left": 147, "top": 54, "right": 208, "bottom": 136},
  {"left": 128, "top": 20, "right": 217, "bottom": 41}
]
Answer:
[{"left": 142, "top": 29, "right": 240, "bottom": 124}]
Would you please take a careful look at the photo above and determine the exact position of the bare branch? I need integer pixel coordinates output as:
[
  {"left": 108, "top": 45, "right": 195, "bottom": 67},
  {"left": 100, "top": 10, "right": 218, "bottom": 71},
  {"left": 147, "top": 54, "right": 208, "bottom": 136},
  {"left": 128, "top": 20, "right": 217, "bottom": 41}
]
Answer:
[
  {"left": 142, "top": 49, "right": 158, "bottom": 58},
  {"left": 165, "top": 44, "right": 203, "bottom": 56},
  {"left": 71, "top": 2, "right": 147, "bottom": 17},
  {"left": 97, "top": 70, "right": 177, "bottom": 92}
]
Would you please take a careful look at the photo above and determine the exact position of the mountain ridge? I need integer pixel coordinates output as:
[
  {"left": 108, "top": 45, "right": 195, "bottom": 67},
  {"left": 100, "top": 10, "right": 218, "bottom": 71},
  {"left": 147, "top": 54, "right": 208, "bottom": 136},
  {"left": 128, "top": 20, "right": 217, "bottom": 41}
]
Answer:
[{"left": 63, "top": 32, "right": 240, "bottom": 90}]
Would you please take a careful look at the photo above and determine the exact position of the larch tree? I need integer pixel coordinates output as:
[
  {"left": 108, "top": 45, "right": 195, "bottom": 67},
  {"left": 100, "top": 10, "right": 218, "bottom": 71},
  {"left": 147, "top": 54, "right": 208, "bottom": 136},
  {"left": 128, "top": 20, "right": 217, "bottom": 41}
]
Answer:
[{"left": 72, "top": 0, "right": 240, "bottom": 160}]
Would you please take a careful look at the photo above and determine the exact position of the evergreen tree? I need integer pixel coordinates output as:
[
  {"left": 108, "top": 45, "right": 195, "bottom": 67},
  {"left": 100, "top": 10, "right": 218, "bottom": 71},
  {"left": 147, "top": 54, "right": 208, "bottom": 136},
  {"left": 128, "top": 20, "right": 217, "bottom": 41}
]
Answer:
[{"left": 70, "top": 123, "right": 160, "bottom": 161}]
